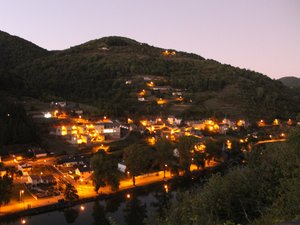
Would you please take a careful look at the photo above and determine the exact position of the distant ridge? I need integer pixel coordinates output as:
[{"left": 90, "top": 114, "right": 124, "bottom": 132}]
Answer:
[{"left": 279, "top": 76, "right": 300, "bottom": 88}]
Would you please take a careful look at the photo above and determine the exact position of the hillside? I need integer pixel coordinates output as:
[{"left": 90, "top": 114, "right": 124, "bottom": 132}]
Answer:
[
  {"left": 279, "top": 76, "right": 300, "bottom": 88},
  {"left": 1, "top": 31, "right": 299, "bottom": 120},
  {"left": 0, "top": 30, "right": 49, "bottom": 70}
]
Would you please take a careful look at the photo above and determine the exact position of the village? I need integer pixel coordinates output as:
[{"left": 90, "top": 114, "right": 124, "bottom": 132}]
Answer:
[
  {"left": 0, "top": 77, "right": 298, "bottom": 218},
  {"left": 0, "top": 92, "right": 296, "bottom": 217}
]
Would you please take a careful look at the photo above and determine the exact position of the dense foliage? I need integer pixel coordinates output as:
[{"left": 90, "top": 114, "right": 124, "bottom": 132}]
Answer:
[
  {"left": 0, "top": 174, "right": 13, "bottom": 206},
  {"left": 150, "top": 127, "right": 300, "bottom": 225},
  {"left": 0, "top": 31, "right": 299, "bottom": 119},
  {"left": 0, "top": 30, "right": 48, "bottom": 70},
  {"left": 64, "top": 183, "right": 79, "bottom": 202},
  {"left": 90, "top": 150, "right": 120, "bottom": 192},
  {"left": 0, "top": 100, "right": 38, "bottom": 146}
]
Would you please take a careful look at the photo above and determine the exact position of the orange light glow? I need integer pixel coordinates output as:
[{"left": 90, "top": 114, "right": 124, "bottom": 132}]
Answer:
[
  {"left": 61, "top": 126, "right": 67, "bottom": 136},
  {"left": 237, "top": 120, "right": 245, "bottom": 127},
  {"left": 146, "top": 81, "right": 154, "bottom": 87},
  {"left": 226, "top": 140, "right": 232, "bottom": 149},
  {"left": 258, "top": 120, "right": 266, "bottom": 127},
  {"left": 273, "top": 119, "right": 279, "bottom": 126},
  {"left": 157, "top": 98, "right": 167, "bottom": 105}
]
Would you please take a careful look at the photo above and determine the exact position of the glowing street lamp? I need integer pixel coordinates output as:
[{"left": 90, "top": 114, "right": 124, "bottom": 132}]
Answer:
[
  {"left": 20, "top": 219, "right": 27, "bottom": 224},
  {"left": 80, "top": 205, "right": 85, "bottom": 211},
  {"left": 164, "top": 184, "right": 169, "bottom": 193},
  {"left": 19, "top": 190, "right": 24, "bottom": 201}
]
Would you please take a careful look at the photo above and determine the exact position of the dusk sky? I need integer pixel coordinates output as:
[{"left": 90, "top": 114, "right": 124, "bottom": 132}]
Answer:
[{"left": 1, "top": 0, "right": 299, "bottom": 79}]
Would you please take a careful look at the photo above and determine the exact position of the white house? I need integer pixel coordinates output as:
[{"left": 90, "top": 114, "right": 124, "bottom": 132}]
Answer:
[
  {"left": 75, "top": 166, "right": 92, "bottom": 180},
  {"left": 118, "top": 162, "right": 127, "bottom": 173},
  {"left": 27, "top": 175, "right": 42, "bottom": 185}
]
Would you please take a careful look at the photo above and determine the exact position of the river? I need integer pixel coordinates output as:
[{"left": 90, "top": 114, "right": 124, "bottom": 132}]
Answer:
[
  {"left": 0, "top": 172, "right": 214, "bottom": 225},
  {"left": 1, "top": 176, "right": 204, "bottom": 225}
]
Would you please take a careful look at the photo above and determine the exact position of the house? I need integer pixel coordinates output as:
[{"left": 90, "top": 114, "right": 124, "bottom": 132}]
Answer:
[
  {"left": 118, "top": 162, "right": 127, "bottom": 173},
  {"left": 167, "top": 116, "right": 182, "bottom": 126},
  {"left": 73, "top": 109, "right": 83, "bottom": 115},
  {"left": 0, "top": 168, "right": 6, "bottom": 177},
  {"left": 95, "top": 120, "right": 121, "bottom": 139},
  {"left": 18, "top": 163, "right": 32, "bottom": 173},
  {"left": 75, "top": 166, "right": 92, "bottom": 180},
  {"left": 219, "top": 124, "right": 230, "bottom": 135},
  {"left": 173, "top": 148, "right": 179, "bottom": 157},
  {"left": 27, "top": 175, "right": 42, "bottom": 185},
  {"left": 152, "top": 86, "right": 171, "bottom": 93},
  {"left": 42, "top": 175, "right": 56, "bottom": 184},
  {"left": 186, "top": 121, "right": 205, "bottom": 130},
  {"left": 32, "top": 148, "right": 47, "bottom": 158},
  {"left": 138, "top": 97, "right": 146, "bottom": 101},
  {"left": 30, "top": 112, "right": 45, "bottom": 119},
  {"left": 10, "top": 153, "right": 26, "bottom": 161},
  {"left": 52, "top": 125, "right": 72, "bottom": 136},
  {"left": 100, "top": 46, "right": 109, "bottom": 51},
  {"left": 59, "top": 156, "right": 84, "bottom": 167},
  {"left": 67, "top": 135, "right": 79, "bottom": 144},
  {"left": 67, "top": 134, "right": 91, "bottom": 144},
  {"left": 172, "top": 91, "right": 183, "bottom": 96}
]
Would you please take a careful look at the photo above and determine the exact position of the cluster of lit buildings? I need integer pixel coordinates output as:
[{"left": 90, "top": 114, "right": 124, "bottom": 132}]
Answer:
[
  {"left": 51, "top": 117, "right": 123, "bottom": 144},
  {"left": 140, "top": 117, "right": 247, "bottom": 141},
  {"left": 257, "top": 118, "right": 295, "bottom": 127}
]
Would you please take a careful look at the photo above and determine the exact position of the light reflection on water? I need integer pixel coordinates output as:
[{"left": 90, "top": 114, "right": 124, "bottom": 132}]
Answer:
[{"left": 1, "top": 182, "right": 180, "bottom": 225}]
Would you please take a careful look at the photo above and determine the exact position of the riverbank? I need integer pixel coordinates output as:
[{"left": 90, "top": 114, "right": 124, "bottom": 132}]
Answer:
[
  {"left": 0, "top": 163, "right": 221, "bottom": 220},
  {"left": 0, "top": 169, "right": 174, "bottom": 219}
]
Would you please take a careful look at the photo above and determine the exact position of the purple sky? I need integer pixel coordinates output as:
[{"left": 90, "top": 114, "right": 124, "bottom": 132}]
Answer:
[{"left": 1, "top": 0, "right": 299, "bottom": 79}]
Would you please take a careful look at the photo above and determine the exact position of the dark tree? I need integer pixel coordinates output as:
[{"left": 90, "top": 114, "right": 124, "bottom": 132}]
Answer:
[
  {"left": 123, "top": 143, "right": 155, "bottom": 185},
  {"left": 177, "top": 136, "right": 199, "bottom": 174},
  {"left": 90, "top": 150, "right": 120, "bottom": 193},
  {"left": 155, "top": 138, "right": 176, "bottom": 178},
  {"left": 64, "top": 184, "right": 79, "bottom": 202},
  {"left": 0, "top": 174, "right": 13, "bottom": 206}
]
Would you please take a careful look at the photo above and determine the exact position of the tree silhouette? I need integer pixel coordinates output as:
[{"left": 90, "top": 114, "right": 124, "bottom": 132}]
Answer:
[
  {"left": 90, "top": 150, "right": 120, "bottom": 193},
  {"left": 64, "top": 184, "right": 78, "bottom": 202}
]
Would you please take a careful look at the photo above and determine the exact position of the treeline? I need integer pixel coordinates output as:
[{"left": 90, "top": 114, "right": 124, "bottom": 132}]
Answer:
[
  {"left": 0, "top": 100, "right": 38, "bottom": 147},
  {"left": 150, "top": 127, "right": 300, "bottom": 225}
]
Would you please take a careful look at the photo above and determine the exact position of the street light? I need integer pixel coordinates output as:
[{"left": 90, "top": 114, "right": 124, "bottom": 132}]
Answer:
[
  {"left": 126, "top": 193, "right": 131, "bottom": 199},
  {"left": 163, "top": 164, "right": 168, "bottom": 179},
  {"left": 19, "top": 190, "right": 24, "bottom": 201},
  {"left": 20, "top": 218, "right": 26, "bottom": 224},
  {"left": 164, "top": 184, "right": 169, "bottom": 193},
  {"left": 80, "top": 205, "right": 85, "bottom": 211}
]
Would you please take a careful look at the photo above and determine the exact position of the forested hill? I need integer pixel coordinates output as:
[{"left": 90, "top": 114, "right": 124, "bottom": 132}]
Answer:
[
  {"left": 1, "top": 31, "right": 299, "bottom": 120},
  {"left": 0, "top": 30, "right": 49, "bottom": 70}
]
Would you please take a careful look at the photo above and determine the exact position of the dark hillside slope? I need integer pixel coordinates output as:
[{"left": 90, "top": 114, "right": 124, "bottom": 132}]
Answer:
[
  {"left": 1, "top": 32, "right": 299, "bottom": 119},
  {"left": 0, "top": 30, "right": 49, "bottom": 70}
]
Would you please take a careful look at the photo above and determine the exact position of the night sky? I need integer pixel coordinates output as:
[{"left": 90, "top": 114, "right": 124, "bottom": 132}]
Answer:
[{"left": 1, "top": 0, "right": 299, "bottom": 79}]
